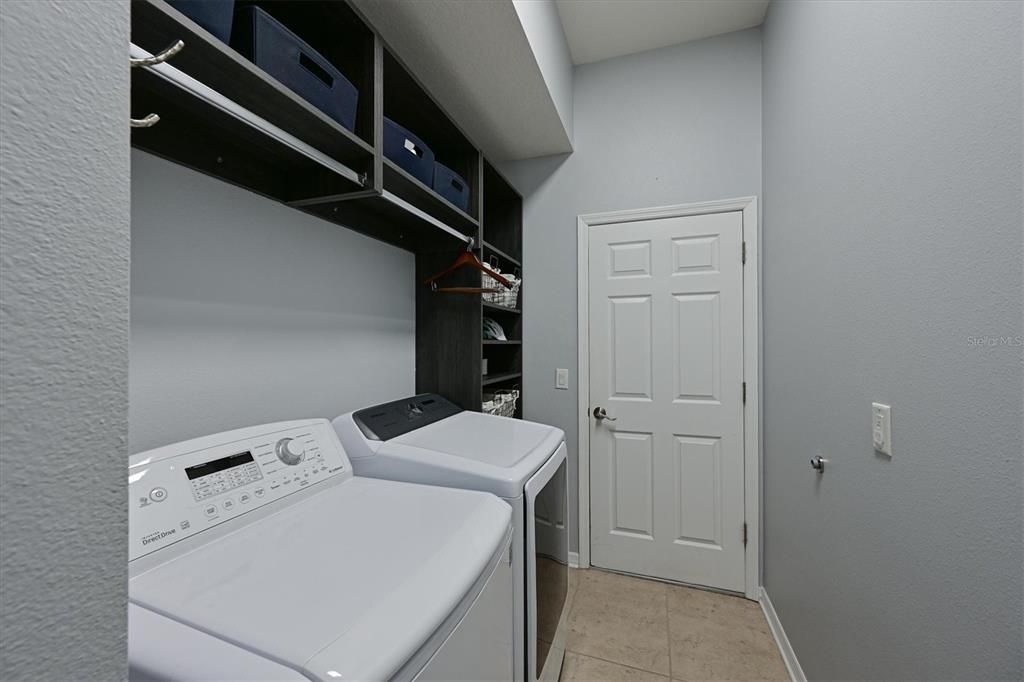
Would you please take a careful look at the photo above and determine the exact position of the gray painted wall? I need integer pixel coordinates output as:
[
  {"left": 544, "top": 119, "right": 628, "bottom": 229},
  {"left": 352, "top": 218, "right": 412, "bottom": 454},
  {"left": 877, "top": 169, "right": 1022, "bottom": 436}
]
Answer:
[
  {"left": 502, "top": 29, "right": 762, "bottom": 552},
  {"left": 513, "top": 0, "right": 574, "bottom": 145},
  {"left": 130, "top": 151, "right": 416, "bottom": 452},
  {"left": 761, "top": 1, "right": 1023, "bottom": 679},
  {"left": 0, "top": 1, "right": 130, "bottom": 679}
]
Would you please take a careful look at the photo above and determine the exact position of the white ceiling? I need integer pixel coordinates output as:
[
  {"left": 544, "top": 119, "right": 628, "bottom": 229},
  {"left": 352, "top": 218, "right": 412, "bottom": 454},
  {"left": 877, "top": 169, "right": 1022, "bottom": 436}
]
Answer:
[{"left": 555, "top": 0, "right": 770, "bottom": 65}]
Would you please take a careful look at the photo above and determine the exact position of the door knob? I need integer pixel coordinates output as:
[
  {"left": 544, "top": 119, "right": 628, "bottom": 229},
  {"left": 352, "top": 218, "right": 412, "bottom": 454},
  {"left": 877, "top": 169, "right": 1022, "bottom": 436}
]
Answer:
[
  {"left": 593, "top": 407, "right": 617, "bottom": 422},
  {"left": 811, "top": 455, "right": 828, "bottom": 473}
]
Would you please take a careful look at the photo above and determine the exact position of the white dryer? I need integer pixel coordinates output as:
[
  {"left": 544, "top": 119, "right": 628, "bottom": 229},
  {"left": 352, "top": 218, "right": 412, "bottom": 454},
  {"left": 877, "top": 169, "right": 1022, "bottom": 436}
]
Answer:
[
  {"left": 333, "top": 395, "right": 570, "bottom": 682},
  {"left": 129, "top": 419, "right": 515, "bottom": 681}
]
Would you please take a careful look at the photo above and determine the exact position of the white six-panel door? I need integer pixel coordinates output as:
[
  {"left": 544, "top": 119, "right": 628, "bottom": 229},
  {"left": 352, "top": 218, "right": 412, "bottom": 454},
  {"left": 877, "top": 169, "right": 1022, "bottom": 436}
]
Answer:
[{"left": 588, "top": 210, "right": 745, "bottom": 592}]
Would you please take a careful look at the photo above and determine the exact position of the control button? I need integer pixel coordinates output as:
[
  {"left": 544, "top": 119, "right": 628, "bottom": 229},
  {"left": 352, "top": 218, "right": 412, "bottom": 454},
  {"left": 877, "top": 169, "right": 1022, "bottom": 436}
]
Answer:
[
  {"left": 149, "top": 487, "right": 168, "bottom": 503},
  {"left": 204, "top": 505, "right": 217, "bottom": 518},
  {"left": 222, "top": 499, "right": 235, "bottom": 511},
  {"left": 254, "top": 488, "right": 265, "bottom": 498},
  {"left": 239, "top": 493, "right": 252, "bottom": 505},
  {"left": 275, "top": 437, "right": 306, "bottom": 466}
]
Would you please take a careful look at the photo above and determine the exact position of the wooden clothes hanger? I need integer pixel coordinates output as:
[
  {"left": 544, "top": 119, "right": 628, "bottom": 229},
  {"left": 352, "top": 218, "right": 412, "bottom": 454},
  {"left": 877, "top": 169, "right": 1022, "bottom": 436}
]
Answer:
[{"left": 424, "top": 240, "right": 513, "bottom": 293}]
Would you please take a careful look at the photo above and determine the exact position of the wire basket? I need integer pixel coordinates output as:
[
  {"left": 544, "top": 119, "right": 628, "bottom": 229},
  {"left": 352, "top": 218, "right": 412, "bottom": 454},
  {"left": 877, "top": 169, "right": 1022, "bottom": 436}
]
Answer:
[
  {"left": 482, "top": 388, "right": 519, "bottom": 418},
  {"left": 481, "top": 259, "right": 521, "bottom": 309}
]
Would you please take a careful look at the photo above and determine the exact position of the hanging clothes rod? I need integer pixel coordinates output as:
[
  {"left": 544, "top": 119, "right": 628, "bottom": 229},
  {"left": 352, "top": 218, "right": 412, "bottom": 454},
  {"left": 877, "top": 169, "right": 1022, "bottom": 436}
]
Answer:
[
  {"left": 380, "top": 190, "right": 474, "bottom": 247},
  {"left": 129, "top": 42, "right": 363, "bottom": 188}
]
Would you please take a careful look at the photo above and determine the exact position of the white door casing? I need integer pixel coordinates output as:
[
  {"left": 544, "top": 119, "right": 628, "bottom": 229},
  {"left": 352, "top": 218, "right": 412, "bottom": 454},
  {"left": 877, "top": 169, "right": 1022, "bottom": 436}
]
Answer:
[{"left": 577, "top": 198, "right": 759, "bottom": 597}]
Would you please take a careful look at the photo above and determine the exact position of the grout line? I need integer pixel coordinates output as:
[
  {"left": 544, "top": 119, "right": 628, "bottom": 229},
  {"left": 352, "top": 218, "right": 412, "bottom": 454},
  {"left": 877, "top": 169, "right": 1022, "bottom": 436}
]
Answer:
[{"left": 567, "top": 651, "right": 671, "bottom": 680}]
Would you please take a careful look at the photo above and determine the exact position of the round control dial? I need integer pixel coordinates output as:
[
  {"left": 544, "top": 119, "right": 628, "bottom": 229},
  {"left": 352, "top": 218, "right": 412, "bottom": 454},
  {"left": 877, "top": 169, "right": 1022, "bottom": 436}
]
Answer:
[{"left": 275, "top": 437, "right": 306, "bottom": 466}]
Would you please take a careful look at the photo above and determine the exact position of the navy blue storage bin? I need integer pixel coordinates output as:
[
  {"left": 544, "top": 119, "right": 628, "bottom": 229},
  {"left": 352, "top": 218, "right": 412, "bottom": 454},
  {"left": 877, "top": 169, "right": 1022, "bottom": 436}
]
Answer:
[
  {"left": 168, "top": 0, "right": 235, "bottom": 43},
  {"left": 432, "top": 162, "right": 470, "bottom": 212},
  {"left": 384, "top": 117, "right": 435, "bottom": 186},
  {"left": 232, "top": 6, "right": 358, "bottom": 131}
]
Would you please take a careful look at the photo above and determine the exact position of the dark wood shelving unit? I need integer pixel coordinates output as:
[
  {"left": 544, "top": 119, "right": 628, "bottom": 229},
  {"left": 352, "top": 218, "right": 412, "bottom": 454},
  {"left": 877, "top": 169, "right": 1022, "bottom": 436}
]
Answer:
[
  {"left": 132, "top": 0, "right": 375, "bottom": 169},
  {"left": 482, "top": 372, "right": 522, "bottom": 387},
  {"left": 482, "top": 240, "right": 521, "bottom": 269},
  {"left": 482, "top": 301, "right": 521, "bottom": 314},
  {"left": 131, "top": 0, "right": 524, "bottom": 417}
]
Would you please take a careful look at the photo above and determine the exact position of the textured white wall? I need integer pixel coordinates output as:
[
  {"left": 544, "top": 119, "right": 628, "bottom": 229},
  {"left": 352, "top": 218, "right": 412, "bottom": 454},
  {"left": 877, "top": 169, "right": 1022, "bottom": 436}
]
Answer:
[
  {"left": 501, "top": 29, "right": 762, "bottom": 552},
  {"left": 130, "top": 152, "right": 416, "bottom": 452},
  {"left": 0, "top": 1, "right": 130, "bottom": 679},
  {"left": 761, "top": 1, "right": 1023, "bottom": 678}
]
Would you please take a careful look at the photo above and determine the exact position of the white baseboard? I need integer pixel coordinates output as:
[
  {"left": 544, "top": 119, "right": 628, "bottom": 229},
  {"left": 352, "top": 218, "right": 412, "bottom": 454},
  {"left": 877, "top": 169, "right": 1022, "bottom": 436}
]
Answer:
[
  {"left": 759, "top": 587, "right": 806, "bottom": 682},
  {"left": 568, "top": 551, "right": 580, "bottom": 568}
]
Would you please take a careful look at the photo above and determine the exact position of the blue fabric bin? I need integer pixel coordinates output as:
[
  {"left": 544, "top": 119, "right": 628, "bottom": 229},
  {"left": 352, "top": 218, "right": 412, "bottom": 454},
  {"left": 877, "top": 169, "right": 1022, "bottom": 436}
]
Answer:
[
  {"left": 168, "top": 0, "right": 235, "bottom": 43},
  {"left": 432, "top": 162, "right": 470, "bottom": 212},
  {"left": 232, "top": 6, "right": 359, "bottom": 131},
  {"left": 384, "top": 117, "right": 435, "bottom": 186}
]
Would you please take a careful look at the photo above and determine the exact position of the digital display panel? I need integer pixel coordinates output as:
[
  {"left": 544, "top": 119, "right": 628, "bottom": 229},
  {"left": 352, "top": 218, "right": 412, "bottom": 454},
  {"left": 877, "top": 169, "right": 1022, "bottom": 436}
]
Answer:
[{"left": 185, "top": 451, "right": 255, "bottom": 480}]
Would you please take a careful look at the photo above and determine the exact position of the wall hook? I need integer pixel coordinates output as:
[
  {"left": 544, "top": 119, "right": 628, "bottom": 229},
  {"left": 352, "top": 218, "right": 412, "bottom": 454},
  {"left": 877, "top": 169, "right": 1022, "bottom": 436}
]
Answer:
[
  {"left": 130, "top": 40, "right": 184, "bottom": 127},
  {"left": 130, "top": 114, "right": 160, "bottom": 128},
  {"left": 130, "top": 40, "right": 184, "bottom": 68}
]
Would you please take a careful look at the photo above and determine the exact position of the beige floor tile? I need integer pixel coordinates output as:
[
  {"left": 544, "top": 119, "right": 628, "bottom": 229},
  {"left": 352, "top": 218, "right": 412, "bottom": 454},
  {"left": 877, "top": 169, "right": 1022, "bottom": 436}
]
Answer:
[
  {"left": 669, "top": 613, "right": 787, "bottom": 681},
  {"left": 560, "top": 652, "right": 669, "bottom": 682},
  {"left": 667, "top": 584, "right": 769, "bottom": 634},
  {"left": 567, "top": 570, "right": 670, "bottom": 675},
  {"left": 577, "top": 567, "right": 668, "bottom": 608}
]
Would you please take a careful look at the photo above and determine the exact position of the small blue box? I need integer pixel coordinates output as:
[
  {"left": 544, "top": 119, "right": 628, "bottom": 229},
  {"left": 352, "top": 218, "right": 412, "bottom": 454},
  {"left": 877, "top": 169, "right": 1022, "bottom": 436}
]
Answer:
[
  {"left": 432, "top": 162, "right": 470, "bottom": 212},
  {"left": 232, "top": 6, "right": 359, "bottom": 132},
  {"left": 384, "top": 117, "right": 435, "bottom": 186},
  {"left": 168, "top": 0, "right": 235, "bottom": 44}
]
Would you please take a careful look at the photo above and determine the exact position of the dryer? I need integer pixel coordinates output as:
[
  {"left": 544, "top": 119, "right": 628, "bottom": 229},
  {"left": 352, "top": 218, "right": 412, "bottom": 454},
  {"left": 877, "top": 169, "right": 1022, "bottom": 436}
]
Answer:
[
  {"left": 333, "top": 395, "right": 570, "bottom": 682},
  {"left": 129, "top": 419, "right": 515, "bottom": 681}
]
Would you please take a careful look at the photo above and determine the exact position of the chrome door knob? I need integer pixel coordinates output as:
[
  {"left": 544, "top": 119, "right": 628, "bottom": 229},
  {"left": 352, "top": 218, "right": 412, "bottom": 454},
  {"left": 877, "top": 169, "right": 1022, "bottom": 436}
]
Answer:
[
  {"left": 811, "top": 455, "right": 828, "bottom": 473},
  {"left": 593, "top": 407, "right": 617, "bottom": 422}
]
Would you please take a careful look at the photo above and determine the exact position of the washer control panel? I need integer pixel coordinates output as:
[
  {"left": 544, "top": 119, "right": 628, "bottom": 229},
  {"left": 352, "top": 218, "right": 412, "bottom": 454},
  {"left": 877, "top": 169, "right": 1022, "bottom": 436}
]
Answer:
[{"left": 129, "top": 419, "right": 350, "bottom": 561}]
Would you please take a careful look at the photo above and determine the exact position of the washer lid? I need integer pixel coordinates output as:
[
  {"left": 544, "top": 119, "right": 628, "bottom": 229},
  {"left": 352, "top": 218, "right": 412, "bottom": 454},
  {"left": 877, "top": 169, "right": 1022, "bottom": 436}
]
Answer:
[
  {"left": 129, "top": 477, "right": 511, "bottom": 681},
  {"left": 377, "top": 412, "right": 565, "bottom": 497}
]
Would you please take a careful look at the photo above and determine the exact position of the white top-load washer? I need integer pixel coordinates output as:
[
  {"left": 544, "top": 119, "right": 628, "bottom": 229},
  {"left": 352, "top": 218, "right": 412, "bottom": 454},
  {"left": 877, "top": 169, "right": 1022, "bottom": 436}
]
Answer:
[
  {"left": 333, "top": 395, "right": 570, "bottom": 682},
  {"left": 129, "top": 419, "right": 515, "bottom": 681}
]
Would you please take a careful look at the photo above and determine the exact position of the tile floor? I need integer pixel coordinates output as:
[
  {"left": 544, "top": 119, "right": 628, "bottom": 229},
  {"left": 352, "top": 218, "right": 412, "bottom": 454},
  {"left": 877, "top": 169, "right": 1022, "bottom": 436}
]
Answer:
[{"left": 559, "top": 568, "right": 788, "bottom": 681}]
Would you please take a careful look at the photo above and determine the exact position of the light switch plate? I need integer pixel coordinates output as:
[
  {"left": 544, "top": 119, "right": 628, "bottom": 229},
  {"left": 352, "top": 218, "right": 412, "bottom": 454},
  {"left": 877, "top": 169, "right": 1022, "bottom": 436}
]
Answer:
[
  {"left": 555, "top": 368, "right": 569, "bottom": 390},
  {"left": 872, "top": 402, "right": 892, "bottom": 456}
]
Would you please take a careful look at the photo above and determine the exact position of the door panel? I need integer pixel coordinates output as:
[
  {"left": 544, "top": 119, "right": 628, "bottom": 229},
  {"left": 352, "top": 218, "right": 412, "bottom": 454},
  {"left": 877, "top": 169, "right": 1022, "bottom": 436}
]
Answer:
[
  {"left": 589, "top": 211, "right": 745, "bottom": 591},
  {"left": 610, "top": 431, "right": 654, "bottom": 538},
  {"left": 609, "top": 296, "right": 653, "bottom": 400}
]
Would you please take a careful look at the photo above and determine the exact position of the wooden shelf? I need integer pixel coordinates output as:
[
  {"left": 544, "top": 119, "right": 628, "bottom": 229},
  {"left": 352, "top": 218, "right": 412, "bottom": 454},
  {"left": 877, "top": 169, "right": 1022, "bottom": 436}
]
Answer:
[
  {"left": 482, "top": 301, "right": 521, "bottom": 314},
  {"left": 483, "top": 340, "right": 521, "bottom": 345},
  {"left": 131, "top": 45, "right": 364, "bottom": 204},
  {"left": 482, "top": 240, "right": 521, "bottom": 268},
  {"left": 482, "top": 372, "right": 522, "bottom": 386},
  {"left": 132, "top": 0, "right": 374, "bottom": 169},
  {"left": 382, "top": 158, "right": 479, "bottom": 234}
]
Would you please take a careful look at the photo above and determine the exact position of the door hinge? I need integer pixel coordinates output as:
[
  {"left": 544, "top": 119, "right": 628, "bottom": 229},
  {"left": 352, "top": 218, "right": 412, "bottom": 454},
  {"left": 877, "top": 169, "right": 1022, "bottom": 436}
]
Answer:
[
  {"left": 743, "top": 522, "right": 748, "bottom": 546},
  {"left": 742, "top": 382, "right": 747, "bottom": 404},
  {"left": 741, "top": 241, "right": 747, "bottom": 264}
]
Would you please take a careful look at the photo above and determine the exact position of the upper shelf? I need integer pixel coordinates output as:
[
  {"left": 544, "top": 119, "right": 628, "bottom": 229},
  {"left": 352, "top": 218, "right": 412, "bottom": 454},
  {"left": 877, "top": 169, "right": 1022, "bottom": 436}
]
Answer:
[
  {"left": 131, "top": 0, "right": 479, "bottom": 252},
  {"left": 132, "top": 0, "right": 374, "bottom": 170},
  {"left": 482, "top": 240, "right": 521, "bottom": 269}
]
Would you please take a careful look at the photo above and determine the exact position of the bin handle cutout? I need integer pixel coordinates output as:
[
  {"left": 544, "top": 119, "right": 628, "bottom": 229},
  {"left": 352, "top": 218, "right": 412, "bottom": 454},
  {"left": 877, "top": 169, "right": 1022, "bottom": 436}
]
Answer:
[
  {"left": 298, "top": 52, "right": 334, "bottom": 88},
  {"left": 403, "top": 138, "right": 424, "bottom": 158}
]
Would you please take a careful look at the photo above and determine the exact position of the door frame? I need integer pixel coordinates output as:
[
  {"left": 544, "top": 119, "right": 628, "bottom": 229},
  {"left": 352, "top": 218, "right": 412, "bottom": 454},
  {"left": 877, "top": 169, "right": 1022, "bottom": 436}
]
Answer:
[{"left": 576, "top": 196, "right": 761, "bottom": 599}]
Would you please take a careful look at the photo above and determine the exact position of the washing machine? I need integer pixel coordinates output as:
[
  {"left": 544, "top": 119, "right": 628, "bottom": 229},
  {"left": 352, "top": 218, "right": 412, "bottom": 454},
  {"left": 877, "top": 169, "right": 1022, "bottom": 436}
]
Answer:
[
  {"left": 128, "top": 419, "right": 515, "bottom": 681},
  {"left": 333, "top": 394, "right": 570, "bottom": 682}
]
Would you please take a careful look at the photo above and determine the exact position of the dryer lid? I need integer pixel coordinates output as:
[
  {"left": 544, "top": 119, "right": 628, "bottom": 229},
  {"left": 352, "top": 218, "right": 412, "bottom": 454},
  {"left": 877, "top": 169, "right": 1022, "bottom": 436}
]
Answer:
[{"left": 129, "top": 477, "right": 511, "bottom": 681}]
